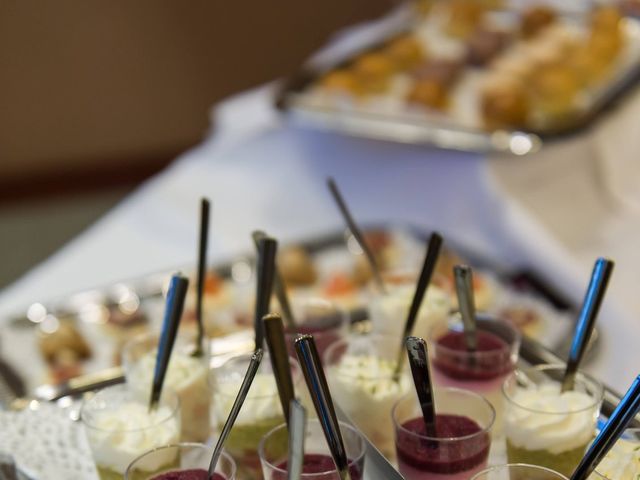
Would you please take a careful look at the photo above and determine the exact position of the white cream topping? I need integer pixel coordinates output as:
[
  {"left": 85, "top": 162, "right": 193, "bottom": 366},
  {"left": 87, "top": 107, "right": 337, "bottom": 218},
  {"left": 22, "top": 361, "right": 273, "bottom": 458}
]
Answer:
[
  {"left": 127, "top": 351, "right": 208, "bottom": 393},
  {"left": 505, "top": 382, "right": 598, "bottom": 454},
  {"left": 85, "top": 402, "right": 179, "bottom": 474},
  {"left": 369, "top": 285, "right": 450, "bottom": 339},
  {"left": 592, "top": 437, "right": 640, "bottom": 479},
  {"left": 215, "top": 372, "right": 281, "bottom": 425}
]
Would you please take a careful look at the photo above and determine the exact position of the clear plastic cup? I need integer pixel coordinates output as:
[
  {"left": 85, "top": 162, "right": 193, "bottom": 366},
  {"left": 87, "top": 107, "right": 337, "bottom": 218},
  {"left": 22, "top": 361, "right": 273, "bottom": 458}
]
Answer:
[
  {"left": 323, "top": 332, "right": 411, "bottom": 458},
  {"left": 259, "top": 420, "right": 366, "bottom": 480},
  {"left": 503, "top": 365, "right": 604, "bottom": 477},
  {"left": 283, "top": 297, "right": 348, "bottom": 359},
  {"left": 428, "top": 313, "right": 521, "bottom": 434},
  {"left": 81, "top": 384, "right": 181, "bottom": 480},
  {"left": 211, "top": 352, "right": 300, "bottom": 480},
  {"left": 471, "top": 463, "right": 569, "bottom": 480},
  {"left": 589, "top": 427, "right": 640, "bottom": 479},
  {"left": 393, "top": 387, "right": 495, "bottom": 480},
  {"left": 122, "top": 332, "right": 211, "bottom": 442},
  {"left": 125, "top": 443, "right": 236, "bottom": 480}
]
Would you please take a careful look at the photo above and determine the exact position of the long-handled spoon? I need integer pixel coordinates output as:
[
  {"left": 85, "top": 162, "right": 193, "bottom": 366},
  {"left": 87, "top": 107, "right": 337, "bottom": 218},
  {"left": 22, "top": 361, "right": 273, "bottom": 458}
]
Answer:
[
  {"left": 570, "top": 374, "right": 640, "bottom": 480},
  {"left": 149, "top": 274, "right": 189, "bottom": 411},
  {"left": 254, "top": 236, "right": 278, "bottom": 349},
  {"left": 454, "top": 265, "right": 477, "bottom": 352},
  {"left": 326, "top": 177, "right": 386, "bottom": 294},
  {"left": 562, "top": 257, "right": 614, "bottom": 392},
  {"left": 193, "top": 197, "right": 210, "bottom": 358},
  {"left": 392, "top": 232, "right": 443, "bottom": 381},
  {"left": 252, "top": 230, "right": 296, "bottom": 328},
  {"left": 288, "top": 399, "right": 307, "bottom": 480},
  {"left": 208, "top": 349, "right": 264, "bottom": 477},
  {"left": 263, "top": 313, "right": 296, "bottom": 425},
  {"left": 405, "top": 336, "right": 437, "bottom": 438},
  {"left": 295, "top": 334, "right": 352, "bottom": 480}
]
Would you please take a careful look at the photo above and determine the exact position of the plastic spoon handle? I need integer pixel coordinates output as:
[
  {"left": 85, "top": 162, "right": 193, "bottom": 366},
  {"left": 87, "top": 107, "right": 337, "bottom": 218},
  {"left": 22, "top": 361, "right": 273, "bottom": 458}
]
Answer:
[
  {"left": 288, "top": 399, "right": 307, "bottom": 480},
  {"left": 295, "top": 335, "right": 352, "bottom": 480},
  {"left": 194, "top": 198, "right": 210, "bottom": 357},
  {"left": 264, "top": 313, "right": 296, "bottom": 424},
  {"left": 393, "top": 232, "right": 443, "bottom": 380},
  {"left": 454, "top": 265, "right": 477, "bottom": 351},
  {"left": 570, "top": 375, "right": 640, "bottom": 480},
  {"left": 254, "top": 236, "right": 278, "bottom": 348},
  {"left": 327, "top": 177, "right": 386, "bottom": 294},
  {"left": 405, "top": 336, "right": 437, "bottom": 438},
  {"left": 253, "top": 230, "right": 296, "bottom": 328},
  {"left": 562, "top": 257, "right": 614, "bottom": 392},
  {"left": 208, "top": 349, "right": 264, "bottom": 476},
  {"left": 149, "top": 274, "right": 189, "bottom": 411}
]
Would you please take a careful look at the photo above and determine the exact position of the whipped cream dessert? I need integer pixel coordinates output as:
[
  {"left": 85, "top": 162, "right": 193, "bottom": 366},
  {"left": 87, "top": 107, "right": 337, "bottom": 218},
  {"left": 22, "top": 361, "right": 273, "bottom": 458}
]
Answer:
[
  {"left": 505, "top": 381, "right": 600, "bottom": 476},
  {"left": 126, "top": 350, "right": 210, "bottom": 442},
  {"left": 328, "top": 354, "right": 411, "bottom": 457},
  {"left": 592, "top": 436, "right": 640, "bottom": 479},
  {"left": 83, "top": 401, "right": 180, "bottom": 478},
  {"left": 369, "top": 284, "right": 451, "bottom": 339}
]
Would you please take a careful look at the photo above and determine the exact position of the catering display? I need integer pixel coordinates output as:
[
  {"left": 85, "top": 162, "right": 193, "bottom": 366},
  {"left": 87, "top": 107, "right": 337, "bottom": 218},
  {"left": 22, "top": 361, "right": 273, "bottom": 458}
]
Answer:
[{"left": 276, "top": 1, "right": 640, "bottom": 153}]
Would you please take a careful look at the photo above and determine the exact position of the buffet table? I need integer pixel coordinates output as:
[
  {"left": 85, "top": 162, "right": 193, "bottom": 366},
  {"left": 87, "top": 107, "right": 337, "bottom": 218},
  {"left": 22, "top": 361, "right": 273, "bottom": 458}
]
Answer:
[{"left": 1, "top": 81, "right": 639, "bottom": 394}]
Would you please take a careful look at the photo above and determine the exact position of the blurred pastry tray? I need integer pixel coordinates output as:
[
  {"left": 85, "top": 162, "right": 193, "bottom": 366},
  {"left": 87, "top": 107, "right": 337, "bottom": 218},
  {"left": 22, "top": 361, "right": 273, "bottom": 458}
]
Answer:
[
  {"left": 275, "top": 3, "right": 640, "bottom": 154},
  {"left": 1, "top": 223, "right": 585, "bottom": 399}
]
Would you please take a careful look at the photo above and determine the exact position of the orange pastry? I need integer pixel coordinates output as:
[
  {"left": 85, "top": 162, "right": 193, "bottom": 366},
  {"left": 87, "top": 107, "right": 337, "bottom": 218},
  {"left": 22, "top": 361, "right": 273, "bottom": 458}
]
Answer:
[
  {"left": 531, "top": 64, "right": 580, "bottom": 118},
  {"left": 320, "top": 70, "right": 363, "bottom": 96},
  {"left": 521, "top": 6, "right": 556, "bottom": 38},
  {"left": 445, "top": 0, "right": 485, "bottom": 38},
  {"left": 352, "top": 52, "right": 396, "bottom": 93},
  {"left": 408, "top": 78, "right": 450, "bottom": 110},
  {"left": 481, "top": 77, "right": 529, "bottom": 129},
  {"left": 384, "top": 35, "right": 426, "bottom": 71}
]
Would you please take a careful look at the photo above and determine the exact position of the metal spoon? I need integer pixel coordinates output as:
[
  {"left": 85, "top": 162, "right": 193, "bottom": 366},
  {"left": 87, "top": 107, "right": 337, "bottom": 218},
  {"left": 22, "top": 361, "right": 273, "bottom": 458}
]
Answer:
[
  {"left": 254, "top": 236, "right": 278, "bottom": 349},
  {"left": 149, "top": 274, "right": 189, "bottom": 411},
  {"left": 193, "top": 197, "right": 210, "bottom": 358},
  {"left": 295, "top": 334, "right": 352, "bottom": 480},
  {"left": 252, "top": 230, "right": 296, "bottom": 328},
  {"left": 326, "top": 177, "right": 386, "bottom": 294},
  {"left": 263, "top": 313, "right": 296, "bottom": 425},
  {"left": 288, "top": 399, "right": 307, "bottom": 480},
  {"left": 392, "top": 232, "right": 443, "bottom": 382},
  {"left": 405, "top": 336, "right": 437, "bottom": 438},
  {"left": 570, "top": 374, "right": 640, "bottom": 480},
  {"left": 454, "top": 265, "right": 477, "bottom": 352},
  {"left": 562, "top": 257, "right": 614, "bottom": 392},
  {"left": 208, "top": 349, "right": 264, "bottom": 477}
]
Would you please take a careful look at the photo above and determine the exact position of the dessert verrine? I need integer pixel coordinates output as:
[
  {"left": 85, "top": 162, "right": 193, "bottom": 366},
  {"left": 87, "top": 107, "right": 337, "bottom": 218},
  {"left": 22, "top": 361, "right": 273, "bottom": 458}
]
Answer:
[
  {"left": 503, "top": 365, "right": 604, "bottom": 477},
  {"left": 324, "top": 333, "right": 411, "bottom": 458},
  {"left": 212, "top": 352, "right": 298, "bottom": 479},
  {"left": 393, "top": 387, "right": 495, "bottom": 480},
  {"left": 428, "top": 314, "right": 520, "bottom": 433},
  {"left": 125, "top": 443, "right": 235, "bottom": 480},
  {"left": 123, "top": 333, "right": 211, "bottom": 442},
  {"left": 590, "top": 428, "right": 640, "bottom": 479},
  {"left": 259, "top": 419, "right": 366, "bottom": 480},
  {"left": 282, "top": 297, "right": 348, "bottom": 359},
  {"left": 81, "top": 384, "right": 181, "bottom": 480},
  {"left": 368, "top": 270, "right": 451, "bottom": 340},
  {"left": 471, "top": 463, "right": 569, "bottom": 480}
]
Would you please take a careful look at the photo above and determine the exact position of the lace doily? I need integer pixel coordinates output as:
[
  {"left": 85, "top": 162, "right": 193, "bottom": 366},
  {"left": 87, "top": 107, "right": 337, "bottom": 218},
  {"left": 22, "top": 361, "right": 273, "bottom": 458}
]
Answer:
[{"left": 0, "top": 401, "right": 98, "bottom": 480}]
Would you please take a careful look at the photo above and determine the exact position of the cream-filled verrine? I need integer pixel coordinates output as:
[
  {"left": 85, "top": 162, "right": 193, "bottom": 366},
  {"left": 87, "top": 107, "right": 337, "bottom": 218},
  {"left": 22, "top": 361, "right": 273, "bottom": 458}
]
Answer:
[
  {"left": 123, "top": 333, "right": 211, "bottom": 442},
  {"left": 503, "top": 365, "right": 604, "bottom": 477},
  {"left": 81, "top": 384, "right": 181, "bottom": 480},
  {"left": 590, "top": 428, "right": 640, "bottom": 479},
  {"left": 324, "top": 333, "right": 412, "bottom": 458}
]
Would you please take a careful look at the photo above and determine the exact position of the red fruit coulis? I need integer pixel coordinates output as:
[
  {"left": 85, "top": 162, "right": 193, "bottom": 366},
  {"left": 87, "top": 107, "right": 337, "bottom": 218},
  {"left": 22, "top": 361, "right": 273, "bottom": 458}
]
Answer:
[
  {"left": 150, "top": 469, "right": 225, "bottom": 480},
  {"left": 275, "top": 454, "right": 362, "bottom": 479},
  {"left": 396, "top": 415, "right": 490, "bottom": 474},
  {"left": 433, "top": 330, "right": 511, "bottom": 380}
]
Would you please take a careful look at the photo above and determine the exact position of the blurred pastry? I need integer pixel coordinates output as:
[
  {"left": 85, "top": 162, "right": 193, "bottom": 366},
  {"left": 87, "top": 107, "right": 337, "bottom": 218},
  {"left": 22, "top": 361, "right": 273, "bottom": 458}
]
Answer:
[
  {"left": 408, "top": 78, "right": 450, "bottom": 110},
  {"left": 384, "top": 35, "right": 425, "bottom": 70},
  {"left": 491, "top": 54, "right": 534, "bottom": 81},
  {"left": 569, "top": 45, "right": 611, "bottom": 86},
  {"left": 278, "top": 245, "right": 317, "bottom": 287},
  {"left": 480, "top": 76, "right": 529, "bottom": 129},
  {"left": 620, "top": 0, "right": 640, "bottom": 17},
  {"left": 320, "top": 70, "right": 363, "bottom": 96},
  {"left": 588, "top": 27, "right": 624, "bottom": 62},
  {"left": 521, "top": 6, "right": 556, "bottom": 38},
  {"left": 413, "top": 58, "right": 464, "bottom": 85},
  {"left": 591, "top": 6, "right": 624, "bottom": 34},
  {"left": 352, "top": 52, "right": 396, "bottom": 93},
  {"left": 445, "top": 0, "right": 485, "bottom": 38},
  {"left": 531, "top": 64, "right": 580, "bottom": 118},
  {"left": 466, "top": 28, "right": 509, "bottom": 66}
]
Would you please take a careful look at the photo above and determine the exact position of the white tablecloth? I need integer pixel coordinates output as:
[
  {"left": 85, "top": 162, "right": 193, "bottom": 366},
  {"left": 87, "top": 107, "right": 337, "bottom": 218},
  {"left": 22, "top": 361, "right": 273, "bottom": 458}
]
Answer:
[{"left": 1, "top": 82, "right": 638, "bottom": 393}]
